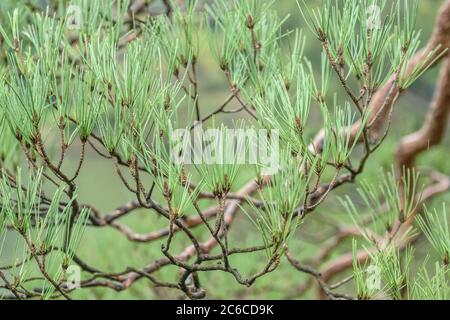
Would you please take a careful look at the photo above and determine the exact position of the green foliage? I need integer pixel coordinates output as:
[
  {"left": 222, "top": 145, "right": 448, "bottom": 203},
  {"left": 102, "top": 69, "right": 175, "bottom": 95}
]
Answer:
[
  {"left": 342, "top": 168, "right": 421, "bottom": 242},
  {"left": 345, "top": 171, "right": 449, "bottom": 300},
  {"left": 410, "top": 261, "right": 449, "bottom": 300},
  {"left": 370, "top": 246, "right": 413, "bottom": 300},
  {"left": 244, "top": 149, "right": 311, "bottom": 257},
  {"left": 417, "top": 205, "right": 450, "bottom": 265},
  {"left": 0, "top": 0, "right": 447, "bottom": 300}
]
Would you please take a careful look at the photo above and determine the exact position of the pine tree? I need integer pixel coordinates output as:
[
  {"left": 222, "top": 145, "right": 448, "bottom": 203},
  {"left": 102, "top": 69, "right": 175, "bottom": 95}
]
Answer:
[{"left": 0, "top": 0, "right": 448, "bottom": 300}]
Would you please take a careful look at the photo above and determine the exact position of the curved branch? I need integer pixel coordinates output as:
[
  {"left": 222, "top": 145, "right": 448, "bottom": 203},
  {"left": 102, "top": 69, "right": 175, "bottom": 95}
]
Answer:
[
  {"left": 312, "top": 0, "right": 450, "bottom": 151},
  {"left": 396, "top": 58, "right": 450, "bottom": 170}
]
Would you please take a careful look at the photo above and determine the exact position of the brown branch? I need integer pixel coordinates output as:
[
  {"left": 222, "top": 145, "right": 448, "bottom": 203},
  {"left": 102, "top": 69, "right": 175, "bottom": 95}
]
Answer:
[
  {"left": 312, "top": 0, "right": 450, "bottom": 151},
  {"left": 121, "top": 178, "right": 263, "bottom": 288},
  {"left": 396, "top": 58, "right": 450, "bottom": 171},
  {"left": 285, "top": 250, "right": 355, "bottom": 300},
  {"left": 314, "top": 172, "right": 449, "bottom": 298}
]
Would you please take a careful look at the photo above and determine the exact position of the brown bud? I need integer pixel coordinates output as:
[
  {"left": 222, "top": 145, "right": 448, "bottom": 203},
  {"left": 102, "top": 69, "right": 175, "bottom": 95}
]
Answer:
[
  {"left": 163, "top": 180, "right": 172, "bottom": 200},
  {"left": 294, "top": 116, "right": 302, "bottom": 130},
  {"left": 246, "top": 14, "right": 254, "bottom": 29}
]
